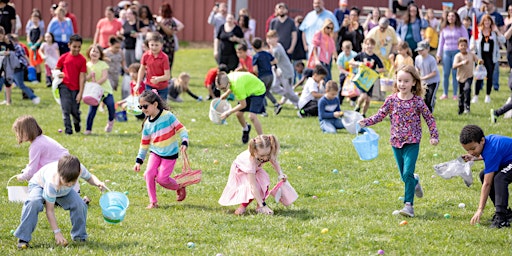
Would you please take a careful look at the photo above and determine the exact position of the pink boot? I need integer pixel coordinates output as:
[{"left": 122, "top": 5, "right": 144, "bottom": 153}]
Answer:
[{"left": 104, "top": 120, "right": 114, "bottom": 132}]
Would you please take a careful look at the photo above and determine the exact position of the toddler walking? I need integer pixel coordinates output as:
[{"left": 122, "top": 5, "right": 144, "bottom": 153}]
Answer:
[
  {"left": 359, "top": 65, "right": 439, "bottom": 217},
  {"left": 218, "top": 134, "right": 287, "bottom": 215},
  {"left": 134, "top": 90, "right": 188, "bottom": 209},
  {"left": 38, "top": 32, "right": 60, "bottom": 87},
  {"left": 103, "top": 36, "right": 127, "bottom": 91}
]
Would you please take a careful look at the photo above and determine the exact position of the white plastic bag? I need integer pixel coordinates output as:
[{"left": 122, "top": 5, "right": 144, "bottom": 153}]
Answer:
[
  {"left": 474, "top": 64, "right": 487, "bottom": 80},
  {"left": 433, "top": 157, "right": 474, "bottom": 187},
  {"left": 135, "top": 34, "right": 144, "bottom": 60}
]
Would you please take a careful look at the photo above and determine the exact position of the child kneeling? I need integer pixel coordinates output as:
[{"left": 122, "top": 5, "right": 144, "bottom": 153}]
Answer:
[
  {"left": 13, "top": 155, "right": 105, "bottom": 249},
  {"left": 318, "top": 81, "right": 345, "bottom": 133}
]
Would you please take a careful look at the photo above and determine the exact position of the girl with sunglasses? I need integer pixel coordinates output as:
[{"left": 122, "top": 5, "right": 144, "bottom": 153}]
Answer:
[
  {"left": 219, "top": 134, "right": 287, "bottom": 215},
  {"left": 133, "top": 90, "right": 189, "bottom": 209}
]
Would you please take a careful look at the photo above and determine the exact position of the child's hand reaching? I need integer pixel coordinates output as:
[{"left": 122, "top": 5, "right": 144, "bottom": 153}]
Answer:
[
  {"left": 134, "top": 163, "right": 141, "bottom": 172},
  {"left": 358, "top": 120, "right": 366, "bottom": 128},
  {"left": 461, "top": 154, "right": 477, "bottom": 162},
  {"left": 278, "top": 173, "right": 287, "bottom": 182},
  {"left": 220, "top": 110, "right": 230, "bottom": 120},
  {"left": 430, "top": 138, "right": 438, "bottom": 146},
  {"left": 54, "top": 232, "right": 68, "bottom": 247}
]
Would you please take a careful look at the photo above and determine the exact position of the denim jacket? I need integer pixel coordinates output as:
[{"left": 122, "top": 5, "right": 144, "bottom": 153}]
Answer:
[{"left": 397, "top": 18, "right": 428, "bottom": 43}]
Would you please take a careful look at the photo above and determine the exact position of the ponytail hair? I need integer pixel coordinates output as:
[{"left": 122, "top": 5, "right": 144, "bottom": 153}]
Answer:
[{"left": 248, "top": 134, "right": 280, "bottom": 161}]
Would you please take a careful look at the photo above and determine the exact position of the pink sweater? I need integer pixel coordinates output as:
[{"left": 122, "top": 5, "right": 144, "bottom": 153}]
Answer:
[{"left": 19, "top": 135, "right": 69, "bottom": 181}]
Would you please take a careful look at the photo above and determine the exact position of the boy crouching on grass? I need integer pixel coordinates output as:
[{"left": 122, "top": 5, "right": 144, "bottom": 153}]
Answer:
[
  {"left": 460, "top": 125, "right": 512, "bottom": 228},
  {"left": 14, "top": 155, "right": 105, "bottom": 249}
]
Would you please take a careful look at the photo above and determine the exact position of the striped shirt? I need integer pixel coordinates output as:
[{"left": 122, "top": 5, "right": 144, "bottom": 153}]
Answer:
[{"left": 136, "top": 110, "right": 188, "bottom": 162}]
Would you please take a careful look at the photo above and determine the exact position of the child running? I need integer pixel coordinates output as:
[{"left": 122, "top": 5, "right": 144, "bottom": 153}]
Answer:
[
  {"left": 459, "top": 125, "right": 512, "bottom": 228},
  {"left": 103, "top": 36, "right": 127, "bottom": 91},
  {"left": 39, "top": 32, "right": 60, "bottom": 87},
  {"left": 133, "top": 90, "right": 189, "bottom": 209},
  {"left": 452, "top": 37, "right": 478, "bottom": 115},
  {"left": 84, "top": 44, "right": 115, "bottom": 134},
  {"left": 218, "top": 134, "right": 287, "bottom": 215},
  {"left": 359, "top": 65, "right": 439, "bottom": 218}
]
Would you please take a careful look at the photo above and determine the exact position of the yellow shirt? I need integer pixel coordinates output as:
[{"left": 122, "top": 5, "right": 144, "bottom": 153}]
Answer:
[
  {"left": 366, "top": 27, "right": 399, "bottom": 61},
  {"left": 425, "top": 27, "right": 439, "bottom": 49},
  {"left": 394, "top": 55, "right": 414, "bottom": 69}
]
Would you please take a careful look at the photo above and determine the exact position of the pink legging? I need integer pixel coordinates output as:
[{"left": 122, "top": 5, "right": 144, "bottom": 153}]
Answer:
[{"left": 144, "top": 153, "right": 179, "bottom": 203}]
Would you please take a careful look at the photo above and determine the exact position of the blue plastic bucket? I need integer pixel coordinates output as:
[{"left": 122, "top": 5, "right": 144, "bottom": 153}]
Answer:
[
  {"left": 99, "top": 192, "right": 129, "bottom": 224},
  {"left": 352, "top": 127, "right": 379, "bottom": 160},
  {"left": 115, "top": 110, "right": 127, "bottom": 122},
  {"left": 27, "top": 66, "right": 37, "bottom": 81}
]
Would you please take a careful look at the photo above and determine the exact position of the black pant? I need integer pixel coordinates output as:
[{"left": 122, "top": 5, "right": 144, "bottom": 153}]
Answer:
[
  {"left": 300, "top": 100, "right": 318, "bottom": 117},
  {"left": 475, "top": 59, "right": 494, "bottom": 96},
  {"left": 479, "top": 163, "right": 512, "bottom": 215},
  {"left": 59, "top": 84, "right": 81, "bottom": 134},
  {"left": 424, "top": 82, "right": 439, "bottom": 113},
  {"left": 495, "top": 73, "right": 512, "bottom": 116},
  {"left": 458, "top": 78, "right": 472, "bottom": 114}
]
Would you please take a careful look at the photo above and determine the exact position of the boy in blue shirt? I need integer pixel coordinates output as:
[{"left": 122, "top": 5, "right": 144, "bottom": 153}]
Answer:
[
  {"left": 318, "top": 80, "right": 345, "bottom": 133},
  {"left": 14, "top": 155, "right": 105, "bottom": 249},
  {"left": 252, "top": 37, "right": 282, "bottom": 115},
  {"left": 460, "top": 125, "right": 512, "bottom": 228}
]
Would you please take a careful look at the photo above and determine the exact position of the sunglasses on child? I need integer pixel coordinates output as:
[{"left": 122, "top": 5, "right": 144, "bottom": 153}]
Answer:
[{"left": 138, "top": 104, "right": 150, "bottom": 110}]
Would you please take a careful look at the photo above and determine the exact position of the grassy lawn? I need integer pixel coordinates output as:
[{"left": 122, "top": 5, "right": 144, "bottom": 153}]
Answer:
[{"left": 0, "top": 43, "right": 511, "bottom": 255}]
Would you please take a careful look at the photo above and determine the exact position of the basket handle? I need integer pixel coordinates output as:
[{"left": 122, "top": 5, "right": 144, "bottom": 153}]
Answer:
[
  {"left": 213, "top": 99, "right": 222, "bottom": 110},
  {"left": 7, "top": 175, "right": 20, "bottom": 188},
  {"left": 182, "top": 151, "right": 192, "bottom": 173}
]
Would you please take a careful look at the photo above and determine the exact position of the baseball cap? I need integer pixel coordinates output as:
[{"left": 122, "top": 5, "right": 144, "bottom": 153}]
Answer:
[
  {"left": 339, "top": 0, "right": 348, "bottom": 7},
  {"left": 415, "top": 40, "right": 430, "bottom": 51}
]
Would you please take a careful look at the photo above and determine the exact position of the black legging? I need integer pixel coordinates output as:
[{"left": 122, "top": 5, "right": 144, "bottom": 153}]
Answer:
[
  {"left": 475, "top": 58, "right": 494, "bottom": 96},
  {"left": 479, "top": 165, "right": 512, "bottom": 215},
  {"left": 495, "top": 73, "right": 512, "bottom": 116}
]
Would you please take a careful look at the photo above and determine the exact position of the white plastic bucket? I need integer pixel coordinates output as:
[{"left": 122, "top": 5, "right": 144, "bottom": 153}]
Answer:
[
  {"left": 209, "top": 98, "right": 231, "bottom": 124},
  {"left": 83, "top": 82, "right": 104, "bottom": 106},
  {"left": 51, "top": 69, "right": 63, "bottom": 105},
  {"left": 380, "top": 78, "right": 394, "bottom": 92},
  {"left": 7, "top": 175, "right": 29, "bottom": 203}
]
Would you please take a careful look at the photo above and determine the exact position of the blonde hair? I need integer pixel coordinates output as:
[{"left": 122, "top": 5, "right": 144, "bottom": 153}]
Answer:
[
  {"left": 325, "top": 80, "right": 339, "bottom": 92},
  {"left": 322, "top": 18, "right": 335, "bottom": 35},
  {"left": 172, "top": 72, "right": 191, "bottom": 93},
  {"left": 341, "top": 40, "right": 352, "bottom": 50},
  {"left": 393, "top": 65, "right": 425, "bottom": 96},
  {"left": 397, "top": 41, "right": 412, "bottom": 57},
  {"left": 12, "top": 115, "right": 43, "bottom": 144},
  {"left": 248, "top": 134, "right": 280, "bottom": 161}
]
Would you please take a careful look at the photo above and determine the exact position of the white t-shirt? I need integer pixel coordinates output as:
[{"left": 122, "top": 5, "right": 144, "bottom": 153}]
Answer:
[{"left": 298, "top": 77, "right": 324, "bottom": 109}]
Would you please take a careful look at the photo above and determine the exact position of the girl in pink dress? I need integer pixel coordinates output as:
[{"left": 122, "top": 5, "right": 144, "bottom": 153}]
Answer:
[{"left": 219, "top": 134, "right": 287, "bottom": 215}]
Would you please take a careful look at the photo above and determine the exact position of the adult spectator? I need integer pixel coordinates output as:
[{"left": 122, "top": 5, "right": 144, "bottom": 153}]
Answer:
[
  {"left": 214, "top": 13, "right": 244, "bottom": 72},
  {"left": 471, "top": 14, "right": 505, "bottom": 103},
  {"left": 58, "top": 1, "right": 78, "bottom": 34},
  {"left": 156, "top": 3, "right": 179, "bottom": 74},
  {"left": 458, "top": 0, "right": 480, "bottom": 24},
  {"left": 366, "top": 17, "right": 398, "bottom": 100},
  {"left": 139, "top": 5, "right": 156, "bottom": 33},
  {"left": 505, "top": 4, "right": 512, "bottom": 27},
  {"left": 47, "top": 6, "right": 74, "bottom": 54},
  {"left": 397, "top": 3, "right": 428, "bottom": 58},
  {"left": 208, "top": 2, "right": 227, "bottom": 40},
  {"left": 238, "top": 15, "right": 253, "bottom": 53},
  {"left": 0, "top": 0, "right": 16, "bottom": 34},
  {"left": 9, "top": 2, "right": 20, "bottom": 34},
  {"left": 392, "top": 0, "right": 413, "bottom": 14},
  {"left": 94, "top": 6, "right": 123, "bottom": 49},
  {"left": 425, "top": 8, "right": 440, "bottom": 31},
  {"left": 437, "top": 11, "right": 469, "bottom": 100},
  {"left": 270, "top": 3, "right": 297, "bottom": 60},
  {"left": 120, "top": 8, "right": 141, "bottom": 67},
  {"left": 300, "top": 0, "right": 339, "bottom": 57},
  {"left": 338, "top": 7, "right": 364, "bottom": 54},
  {"left": 363, "top": 7, "right": 381, "bottom": 35},
  {"left": 505, "top": 12, "right": 512, "bottom": 73},
  {"left": 481, "top": 0, "right": 504, "bottom": 91},
  {"left": 238, "top": 8, "right": 256, "bottom": 36},
  {"left": 312, "top": 19, "right": 337, "bottom": 82},
  {"left": 265, "top": 4, "right": 278, "bottom": 34},
  {"left": 333, "top": 0, "right": 350, "bottom": 28},
  {"left": 292, "top": 15, "right": 307, "bottom": 63}
]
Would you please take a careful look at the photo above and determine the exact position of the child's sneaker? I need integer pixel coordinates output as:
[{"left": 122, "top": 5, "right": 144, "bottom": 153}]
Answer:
[
  {"left": 471, "top": 95, "right": 478, "bottom": 103},
  {"left": 176, "top": 187, "right": 187, "bottom": 201},
  {"left": 274, "top": 104, "right": 282, "bottom": 115},
  {"left": 17, "top": 239, "right": 29, "bottom": 249},
  {"left": 490, "top": 109, "right": 497, "bottom": 123},
  {"left": 297, "top": 110, "right": 303, "bottom": 118},
  {"left": 241, "top": 124, "right": 251, "bottom": 144},
  {"left": 490, "top": 213, "right": 510, "bottom": 228},
  {"left": 485, "top": 95, "right": 491, "bottom": 103},
  {"left": 104, "top": 120, "right": 114, "bottom": 132},
  {"left": 31, "top": 97, "right": 40, "bottom": 104},
  {"left": 146, "top": 202, "right": 159, "bottom": 209},
  {"left": 414, "top": 174, "right": 423, "bottom": 198},
  {"left": 399, "top": 204, "right": 414, "bottom": 217}
]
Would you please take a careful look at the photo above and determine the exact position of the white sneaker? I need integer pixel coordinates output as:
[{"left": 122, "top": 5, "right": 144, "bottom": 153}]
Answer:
[
  {"left": 31, "top": 97, "right": 40, "bottom": 104},
  {"left": 399, "top": 204, "right": 415, "bottom": 217},
  {"left": 471, "top": 95, "right": 478, "bottom": 103},
  {"left": 507, "top": 97, "right": 512, "bottom": 104},
  {"left": 414, "top": 174, "right": 423, "bottom": 198},
  {"left": 485, "top": 95, "right": 491, "bottom": 103}
]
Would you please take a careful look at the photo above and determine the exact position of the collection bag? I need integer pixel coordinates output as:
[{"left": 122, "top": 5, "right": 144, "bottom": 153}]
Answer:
[
  {"left": 433, "top": 157, "right": 473, "bottom": 187},
  {"left": 351, "top": 64, "right": 379, "bottom": 92},
  {"left": 341, "top": 73, "right": 360, "bottom": 98}
]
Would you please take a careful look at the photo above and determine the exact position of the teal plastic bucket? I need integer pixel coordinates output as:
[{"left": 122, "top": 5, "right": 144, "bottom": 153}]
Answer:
[
  {"left": 352, "top": 127, "right": 379, "bottom": 160},
  {"left": 99, "top": 192, "right": 129, "bottom": 224}
]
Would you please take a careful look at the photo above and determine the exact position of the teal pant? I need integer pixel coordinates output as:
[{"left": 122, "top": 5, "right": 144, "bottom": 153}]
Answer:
[{"left": 392, "top": 143, "right": 419, "bottom": 205}]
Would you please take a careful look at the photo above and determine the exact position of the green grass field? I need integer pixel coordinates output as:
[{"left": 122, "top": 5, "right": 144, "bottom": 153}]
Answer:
[{"left": 0, "top": 43, "right": 511, "bottom": 255}]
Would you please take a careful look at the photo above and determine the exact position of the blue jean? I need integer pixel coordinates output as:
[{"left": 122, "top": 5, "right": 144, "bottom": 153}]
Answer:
[
  {"left": 14, "top": 185, "right": 88, "bottom": 242},
  {"left": 392, "top": 143, "right": 420, "bottom": 205},
  {"left": 320, "top": 118, "right": 344, "bottom": 133},
  {"left": 442, "top": 50, "right": 459, "bottom": 96},
  {"left": 86, "top": 94, "right": 115, "bottom": 131},
  {"left": 14, "top": 69, "right": 37, "bottom": 99},
  {"left": 59, "top": 84, "right": 81, "bottom": 134},
  {"left": 145, "top": 85, "right": 169, "bottom": 101},
  {"left": 493, "top": 61, "right": 499, "bottom": 90}
]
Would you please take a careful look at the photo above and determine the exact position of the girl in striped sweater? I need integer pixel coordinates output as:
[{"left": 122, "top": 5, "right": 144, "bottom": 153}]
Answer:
[{"left": 133, "top": 90, "right": 189, "bottom": 209}]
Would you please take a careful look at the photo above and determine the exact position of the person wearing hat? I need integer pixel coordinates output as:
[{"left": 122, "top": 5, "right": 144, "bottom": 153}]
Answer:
[
  {"left": 366, "top": 17, "right": 398, "bottom": 101},
  {"left": 415, "top": 40, "right": 440, "bottom": 113},
  {"left": 334, "top": 0, "right": 350, "bottom": 28}
]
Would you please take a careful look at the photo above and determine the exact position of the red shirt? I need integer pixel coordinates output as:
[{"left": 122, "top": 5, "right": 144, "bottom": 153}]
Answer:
[
  {"left": 239, "top": 55, "right": 253, "bottom": 73},
  {"left": 130, "top": 81, "right": 145, "bottom": 95},
  {"left": 141, "top": 50, "right": 170, "bottom": 90},
  {"left": 56, "top": 52, "right": 87, "bottom": 91},
  {"left": 96, "top": 18, "right": 123, "bottom": 48},
  {"left": 66, "top": 12, "right": 78, "bottom": 34},
  {"left": 204, "top": 67, "right": 217, "bottom": 87}
]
